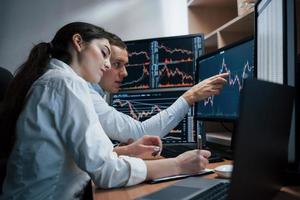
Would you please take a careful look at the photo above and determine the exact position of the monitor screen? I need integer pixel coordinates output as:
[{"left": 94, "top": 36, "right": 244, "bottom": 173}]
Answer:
[
  {"left": 255, "top": 0, "right": 299, "bottom": 171},
  {"left": 256, "top": 0, "right": 285, "bottom": 84},
  {"left": 121, "top": 34, "right": 204, "bottom": 90},
  {"left": 195, "top": 38, "right": 255, "bottom": 121},
  {"left": 111, "top": 89, "right": 195, "bottom": 144}
]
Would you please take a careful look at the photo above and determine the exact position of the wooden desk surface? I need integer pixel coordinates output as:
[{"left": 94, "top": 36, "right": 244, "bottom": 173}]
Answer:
[{"left": 93, "top": 160, "right": 300, "bottom": 200}]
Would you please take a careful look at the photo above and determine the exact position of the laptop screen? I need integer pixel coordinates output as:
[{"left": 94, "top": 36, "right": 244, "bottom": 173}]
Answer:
[
  {"left": 136, "top": 80, "right": 295, "bottom": 200},
  {"left": 110, "top": 88, "right": 196, "bottom": 144}
]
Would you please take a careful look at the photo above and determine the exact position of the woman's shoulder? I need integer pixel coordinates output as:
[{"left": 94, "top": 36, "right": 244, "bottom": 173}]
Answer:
[{"left": 34, "top": 68, "right": 88, "bottom": 93}]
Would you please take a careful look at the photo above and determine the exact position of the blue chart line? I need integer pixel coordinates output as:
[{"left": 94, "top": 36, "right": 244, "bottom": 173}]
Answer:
[
  {"left": 111, "top": 91, "right": 189, "bottom": 142},
  {"left": 112, "top": 99, "right": 167, "bottom": 121},
  {"left": 204, "top": 58, "right": 254, "bottom": 107}
]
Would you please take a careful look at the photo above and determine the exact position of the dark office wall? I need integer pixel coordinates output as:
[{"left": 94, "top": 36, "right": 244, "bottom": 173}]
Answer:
[{"left": 296, "top": 0, "right": 300, "bottom": 55}]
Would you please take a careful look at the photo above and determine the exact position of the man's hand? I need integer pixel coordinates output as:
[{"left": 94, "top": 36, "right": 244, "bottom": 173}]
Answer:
[
  {"left": 114, "top": 135, "right": 163, "bottom": 159},
  {"left": 182, "top": 72, "right": 229, "bottom": 105}
]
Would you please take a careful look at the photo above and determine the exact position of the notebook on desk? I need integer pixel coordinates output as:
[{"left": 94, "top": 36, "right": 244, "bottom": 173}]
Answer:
[{"left": 137, "top": 79, "right": 295, "bottom": 200}]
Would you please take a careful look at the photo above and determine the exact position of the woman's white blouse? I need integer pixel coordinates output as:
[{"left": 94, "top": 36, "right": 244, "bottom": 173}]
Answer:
[{"left": 1, "top": 59, "right": 147, "bottom": 200}]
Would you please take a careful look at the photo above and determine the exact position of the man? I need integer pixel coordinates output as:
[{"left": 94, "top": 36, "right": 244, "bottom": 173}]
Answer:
[{"left": 89, "top": 33, "right": 228, "bottom": 156}]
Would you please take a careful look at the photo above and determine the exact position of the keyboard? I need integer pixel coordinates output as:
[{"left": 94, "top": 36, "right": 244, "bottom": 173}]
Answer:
[
  {"left": 194, "top": 182, "right": 230, "bottom": 200},
  {"left": 161, "top": 145, "right": 224, "bottom": 163},
  {"left": 137, "top": 179, "right": 230, "bottom": 200}
]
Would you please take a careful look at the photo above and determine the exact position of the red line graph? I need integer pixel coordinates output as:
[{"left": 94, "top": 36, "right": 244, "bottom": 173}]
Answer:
[
  {"left": 158, "top": 64, "right": 193, "bottom": 86},
  {"left": 128, "top": 51, "right": 150, "bottom": 60},
  {"left": 127, "top": 61, "right": 150, "bottom": 67},
  {"left": 163, "top": 58, "right": 193, "bottom": 64},
  {"left": 158, "top": 44, "right": 193, "bottom": 55},
  {"left": 121, "top": 65, "right": 149, "bottom": 88}
]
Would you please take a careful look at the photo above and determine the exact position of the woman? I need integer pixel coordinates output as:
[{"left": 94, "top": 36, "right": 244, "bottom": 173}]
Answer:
[{"left": 0, "top": 22, "right": 211, "bottom": 200}]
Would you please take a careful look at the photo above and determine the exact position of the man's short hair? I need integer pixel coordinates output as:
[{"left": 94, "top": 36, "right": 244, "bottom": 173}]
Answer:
[{"left": 107, "top": 32, "right": 127, "bottom": 49}]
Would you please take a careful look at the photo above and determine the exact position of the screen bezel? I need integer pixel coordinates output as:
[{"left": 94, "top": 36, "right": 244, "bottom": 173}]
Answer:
[{"left": 194, "top": 36, "right": 255, "bottom": 122}]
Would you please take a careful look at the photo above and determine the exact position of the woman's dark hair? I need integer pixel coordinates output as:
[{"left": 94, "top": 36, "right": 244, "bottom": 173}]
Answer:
[{"left": 0, "top": 22, "right": 111, "bottom": 157}]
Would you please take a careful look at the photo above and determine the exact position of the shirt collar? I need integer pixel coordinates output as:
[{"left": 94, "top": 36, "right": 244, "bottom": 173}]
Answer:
[
  {"left": 89, "top": 83, "right": 106, "bottom": 97},
  {"left": 48, "top": 58, "right": 79, "bottom": 77}
]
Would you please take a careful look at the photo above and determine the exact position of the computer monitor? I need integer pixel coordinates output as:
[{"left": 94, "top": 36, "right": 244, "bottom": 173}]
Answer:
[
  {"left": 255, "top": 0, "right": 299, "bottom": 176},
  {"left": 121, "top": 34, "right": 204, "bottom": 90},
  {"left": 111, "top": 88, "right": 195, "bottom": 144},
  {"left": 195, "top": 37, "right": 255, "bottom": 121}
]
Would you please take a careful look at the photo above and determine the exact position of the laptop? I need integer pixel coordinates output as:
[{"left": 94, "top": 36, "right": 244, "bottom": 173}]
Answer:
[{"left": 137, "top": 79, "right": 295, "bottom": 200}]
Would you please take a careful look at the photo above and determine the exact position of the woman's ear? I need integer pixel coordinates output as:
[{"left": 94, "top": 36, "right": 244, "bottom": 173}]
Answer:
[{"left": 72, "top": 33, "right": 84, "bottom": 52}]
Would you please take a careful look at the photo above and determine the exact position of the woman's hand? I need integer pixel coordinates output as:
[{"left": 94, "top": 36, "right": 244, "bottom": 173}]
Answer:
[
  {"left": 114, "top": 135, "right": 162, "bottom": 159},
  {"left": 175, "top": 149, "right": 211, "bottom": 174},
  {"left": 182, "top": 73, "right": 229, "bottom": 105}
]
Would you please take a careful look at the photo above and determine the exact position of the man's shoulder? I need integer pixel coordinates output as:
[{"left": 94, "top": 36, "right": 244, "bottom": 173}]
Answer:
[{"left": 88, "top": 83, "right": 106, "bottom": 96}]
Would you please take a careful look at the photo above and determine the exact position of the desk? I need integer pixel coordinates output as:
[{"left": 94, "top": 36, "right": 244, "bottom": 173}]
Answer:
[{"left": 93, "top": 160, "right": 300, "bottom": 200}]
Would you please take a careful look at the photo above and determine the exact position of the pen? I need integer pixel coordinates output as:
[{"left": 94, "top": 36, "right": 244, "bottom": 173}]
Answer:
[
  {"left": 197, "top": 134, "right": 202, "bottom": 150},
  {"left": 152, "top": 146, "right": 161, "bottom": 157}
]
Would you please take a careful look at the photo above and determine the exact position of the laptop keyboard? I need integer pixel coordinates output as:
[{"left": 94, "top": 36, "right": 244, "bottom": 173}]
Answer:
[
  {"left": 192, "top": 182, "right": 230, "bottom": 200},
  {"left": 137, "top": 181, "right": 230, "bottom": 200},
  {"left": 161, "top": 145, "right": 224, "bottom": 163}
]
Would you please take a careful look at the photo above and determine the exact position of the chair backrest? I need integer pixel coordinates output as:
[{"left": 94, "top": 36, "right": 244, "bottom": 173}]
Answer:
[
  {"left": 0, "top": 67, "right": 13, "bottom": 101},
  {"left": 0, "top": 67, "right": 13, "bottom": 194}
]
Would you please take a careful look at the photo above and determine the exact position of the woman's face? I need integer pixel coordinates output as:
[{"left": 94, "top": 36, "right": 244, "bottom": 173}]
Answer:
[{"left": 77, "top": 38, "right": 111, "bottom": 83}]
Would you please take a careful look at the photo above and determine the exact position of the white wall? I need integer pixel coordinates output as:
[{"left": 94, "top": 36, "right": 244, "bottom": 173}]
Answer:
[{"left": 0, "top": 0, "right": 188, "bottom": 73}]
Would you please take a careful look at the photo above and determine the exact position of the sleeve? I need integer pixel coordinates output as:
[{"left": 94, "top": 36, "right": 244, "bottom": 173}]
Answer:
[
  {"left": 54, "top": 79, "right": 147, "bottom": 188},
  {"left": 90, "top": 88, "right": 190, "bottom": 142}
]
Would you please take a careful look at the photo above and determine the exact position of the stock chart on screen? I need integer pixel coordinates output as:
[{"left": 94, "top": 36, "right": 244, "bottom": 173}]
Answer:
[
  {"left": 196, "top": 38, "right": 255, "bottom": 121},
  {"left": 121, "top": 40, "right": 151, "bottom": 89},
  {"left": 121, "top": 35, "right": 203, "bottom": 90},
  {"left": 111, "top": 89, "right": 195, "bottom": 144}
]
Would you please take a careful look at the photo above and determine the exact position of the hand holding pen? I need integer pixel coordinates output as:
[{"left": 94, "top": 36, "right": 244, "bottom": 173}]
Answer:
[
  {"left": 125, "top": 135, "right": 162, "bottom": 159},
  {"left": 197, "top": 134, "right": 202, "bottom": 150}
]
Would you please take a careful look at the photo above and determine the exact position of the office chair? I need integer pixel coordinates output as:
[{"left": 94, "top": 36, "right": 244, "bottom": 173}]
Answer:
[
  {"left": 0, "top": 66, "right": 13, "bottom": 194},
  {"left": 0, "top": 67, "right": 13, "bottom": 101}
]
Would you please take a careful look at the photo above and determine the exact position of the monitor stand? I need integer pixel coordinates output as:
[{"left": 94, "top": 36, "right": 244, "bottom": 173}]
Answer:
[
  {"left": 197, "top": 120, "right": 230, "bottom": 163},
  {"left": 197, "top": 120, "right": 234, "bottom": 161}
]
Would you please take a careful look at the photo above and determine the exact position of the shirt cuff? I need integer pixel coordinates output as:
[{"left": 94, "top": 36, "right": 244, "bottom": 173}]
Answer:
[
  {"left": 119, "top": 156, "right": 147, "bottom": 186},
  {"left": 173, "top": 96, "right": 190, "bottom": 115}
]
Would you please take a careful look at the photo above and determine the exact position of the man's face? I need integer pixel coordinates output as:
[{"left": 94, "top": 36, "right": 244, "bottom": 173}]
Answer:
[{"left": 99, "top": 45, "right": 128, "bottom": 93}]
